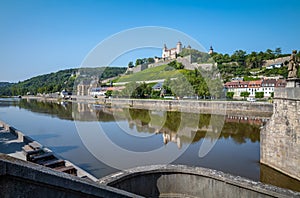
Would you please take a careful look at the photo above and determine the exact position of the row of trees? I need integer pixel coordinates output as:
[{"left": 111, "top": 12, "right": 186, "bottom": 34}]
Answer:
[
  {"left": 226, "top": 91, "right": 271, "bottom": 99},
  {"left": 128, "top": 57, "right": 155, "bottom": 68},
  {"left": 212, "top": 48, "right": 288, "bottom": 68}
]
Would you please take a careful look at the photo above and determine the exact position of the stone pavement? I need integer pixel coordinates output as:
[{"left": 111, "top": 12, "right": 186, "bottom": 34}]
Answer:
[{"left": 0, "top": 126, "right": 26, "bottom": 160}]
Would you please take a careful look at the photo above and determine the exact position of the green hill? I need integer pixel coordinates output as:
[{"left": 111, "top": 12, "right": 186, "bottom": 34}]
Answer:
[{"left": 116, "top": 64, "right": 185, "bottom": 83}]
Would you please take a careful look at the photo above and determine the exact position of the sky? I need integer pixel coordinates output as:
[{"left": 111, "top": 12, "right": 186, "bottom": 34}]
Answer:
[{"left": 1, "top": 0, "right": 300, "bottom": 82}]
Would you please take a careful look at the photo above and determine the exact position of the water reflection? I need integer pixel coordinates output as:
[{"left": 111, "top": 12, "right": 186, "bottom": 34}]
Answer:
[
  {"left": 260, "top": 164, "right": 300, "bottom": 192},
  {"left": 2, "top": 99, "right": 264, "bottom": 147},
  {"left": 1, "top": 98, "right": 299, "bottom": 191}
]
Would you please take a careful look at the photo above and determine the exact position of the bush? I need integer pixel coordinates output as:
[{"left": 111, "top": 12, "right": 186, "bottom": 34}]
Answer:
[
  {"left": 226, "top": 92, "right": 234, "bottom": 99},
  {"left": 240, "top": 91, "right": 250, "bottom": 99},
  {"left": 255, "top": 92, "right": 264, "bottom": 98},
  {"left": 167, "top": 61, "right": 184, "bottom": 70}
]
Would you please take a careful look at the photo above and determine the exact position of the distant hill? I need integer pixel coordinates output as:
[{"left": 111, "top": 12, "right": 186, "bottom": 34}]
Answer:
[
  {"left": 0, "top": 82, "right": 13, "bottom": 87},
  {"left": 0, "top": 67, "right": 126, "bottom": 96}
]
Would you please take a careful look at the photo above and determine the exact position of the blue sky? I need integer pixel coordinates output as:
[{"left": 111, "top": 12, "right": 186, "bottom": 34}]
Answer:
[{"left": 1, "top": 0, "right": 300, "bottom": 82}]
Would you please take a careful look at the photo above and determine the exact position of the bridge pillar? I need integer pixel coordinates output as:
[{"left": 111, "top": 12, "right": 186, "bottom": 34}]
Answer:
[{"left": 261, "top": 87, "right": 300, "bottom": 181}]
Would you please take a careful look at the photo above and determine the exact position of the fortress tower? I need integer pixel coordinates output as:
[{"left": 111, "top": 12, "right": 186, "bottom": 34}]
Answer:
[{"left": 176, "top": 41, "right": 182, "bottom": 54}]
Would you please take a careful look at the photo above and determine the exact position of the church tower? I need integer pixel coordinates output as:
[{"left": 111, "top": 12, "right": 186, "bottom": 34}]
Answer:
[
  {"left": 208, "top": 46, "right": 214, "bottom": 55},
  {"left": 162, "top": 44, "right": 167, "bottom": 58}
]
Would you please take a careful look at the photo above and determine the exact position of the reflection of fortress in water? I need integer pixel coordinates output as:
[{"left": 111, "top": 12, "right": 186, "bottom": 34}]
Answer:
[
  {"left": 72, "top": 103, "right": 266, "bottom": 148},
  {"left": 14, "top": 100, "right": 266, "bottom": 148},
  {"left": 102, "top": 108, "right": 265, "bottom": 148}
]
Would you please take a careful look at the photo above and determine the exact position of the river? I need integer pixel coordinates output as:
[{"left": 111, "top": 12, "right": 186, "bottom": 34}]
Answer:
[{"left": 0, "top": 98, "right": 299, "bottom": 191}]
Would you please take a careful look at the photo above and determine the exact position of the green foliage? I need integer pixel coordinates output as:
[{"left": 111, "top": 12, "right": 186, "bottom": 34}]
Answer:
[
  {"left": 255, "top": 92, "right": 264, "bottom": 98},
  {"left": 117, "top": 82, "right": 152, "bottom": 98},
  {"left": 8, "top": 69, "right": 77, "bottom": 96},
  {"left": 231, "top": 50, "right": 247, "bottom": 66},
  {"left": 105, "top": 90, "right": 112, "bottom": 97},
  {"left": 128, "top": 61, "right": 134, "bottom": 68},
  {"left": 212, "top": 47, "right": 289, "bottom": 80},
  {"left": 240, "top": 92, "right": 250, "bottom": 99},
  {"left": 135, "top": 57, "right": 155, "bottom": 66},
  {"left": 226, "top": 92, "right": 234, "bottom": 99},
  {"left": 263, "top": 67, "right": 288, "bottom": 78},
  {"left": 167, "top": 61, "right": 184, "bottom": 70},
  {"left": 243, "top": 76, "right": 260, "bottom": 81},
  {"left": 163, "top": 75, "right": 194, "bottom": 98}
]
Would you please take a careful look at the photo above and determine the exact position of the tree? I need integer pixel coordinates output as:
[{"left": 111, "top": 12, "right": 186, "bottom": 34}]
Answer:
[
  {"left": 240, "top": 91, "right": 250, "bottom": 99},
  {"left": 265, "top": 49, "right": 275, "bottom": 60},
  {"left": 226, "top": 92, "right": 234, "bottom": 99},
  {"left": 135, "top": 59, "right": 143, "bottom": 66},
  {"left": 163, "top": 78, "right": 173, "bottom": 96},
  {"left": 231, "top": 50, "right": 247, "bottom": 66},
  {"left": 275, "top": 48, "right": 282, "bottom": 57},
  {"left": 255, "top": 92, "right": 264, "bottom": 99},
  {"left": 105, "top": 90, "right": 112, "bottom": 97},
  {"left": 207, "top": 79, "right": 223, "bottom": 99},
  {"left": 167, "top": 61, "right": 184, "bottom": 70},
  {"left": 128, "top": 61, "right": 134, "bottom": 68},
  {"left": 147, "top": 57, "right": 155, "bottom": 64}
]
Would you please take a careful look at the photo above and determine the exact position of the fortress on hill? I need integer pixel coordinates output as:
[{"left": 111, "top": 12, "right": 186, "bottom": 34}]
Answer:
[{"left": 128, "top": 42, "right": 215, "bottom": 74}]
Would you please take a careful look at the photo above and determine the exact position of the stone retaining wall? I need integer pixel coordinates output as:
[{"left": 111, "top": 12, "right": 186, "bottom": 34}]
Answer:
[{"left": 105, "top": 99, "right": 273, "bottom": 115}]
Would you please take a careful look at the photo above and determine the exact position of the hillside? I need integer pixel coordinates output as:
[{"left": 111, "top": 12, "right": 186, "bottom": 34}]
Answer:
[
  {"left": 116, "top": 64, "right": 185, "bottom": 83},
  {"left": 0, "top": 67, "right": 126, "bottom": 96}
]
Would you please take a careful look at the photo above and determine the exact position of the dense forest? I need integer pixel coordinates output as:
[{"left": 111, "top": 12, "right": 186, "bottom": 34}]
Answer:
[{"left": 0, "top": 67, "right": 126, "bottom": 96}]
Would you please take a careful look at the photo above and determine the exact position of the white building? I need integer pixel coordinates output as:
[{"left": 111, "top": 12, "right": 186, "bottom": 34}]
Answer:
[
  {"left": 225, "top": 79, "right": 286, "bottom": 99},
  {"left": 162, "top": 41, "right": 182, "bottom": 60}
]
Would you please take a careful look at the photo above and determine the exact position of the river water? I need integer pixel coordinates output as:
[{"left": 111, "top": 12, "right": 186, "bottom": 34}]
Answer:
[{"left": 0, "top": 98, "right": 299, "bottom": 191}]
